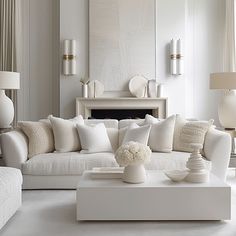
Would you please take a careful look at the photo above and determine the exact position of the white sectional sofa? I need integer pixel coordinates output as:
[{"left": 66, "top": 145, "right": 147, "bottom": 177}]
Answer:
[
  {"left": 0, "top": 167, "right": 22, "bottom": 230},
  {"left": 0, "top": 119, "right": 231, "bottom": 189}
]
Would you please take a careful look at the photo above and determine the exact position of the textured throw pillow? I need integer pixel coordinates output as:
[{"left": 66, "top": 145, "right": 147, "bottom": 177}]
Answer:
[
  {"left": 122, "top": 123, "right": 151, "bottom": 145},
  {"left": 18, "top": 121, "right": 54, "bottom": 158},
  {"left": 49, "top": 115, "right": 84, "bottom": 152},
  {"left": 147, "top": 115, "right": 176, "bottom": 152},
  {"left": 77, "top": 123, "right": 113, "bottom": 153},
  {"left": 173, "top": 114, "right": 214, "bottom": 152}
]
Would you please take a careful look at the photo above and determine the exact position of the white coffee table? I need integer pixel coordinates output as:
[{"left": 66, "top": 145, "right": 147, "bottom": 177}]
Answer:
[{"left": 76, "top": 170, "right": 231, "bottom": 221}]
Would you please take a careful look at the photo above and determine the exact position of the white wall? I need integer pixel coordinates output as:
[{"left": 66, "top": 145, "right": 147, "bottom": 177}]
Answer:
[
  {"left": 20, "top": 0, "right": 225, "bottom": 122},
  {"left": 19, "top": 0, "right": 59, "bottom": 121},
  {"left": 186, "top": 0, "right": 225, "bottom": 125},
  {"left": 59, "top": 0, "right": 225, "bottom": 123},
  {"left": 155, "top": 0, "right": 186, "bottom": 117},
  {"left": 60, "top": 0, "right": 89, "bottom": 118}
]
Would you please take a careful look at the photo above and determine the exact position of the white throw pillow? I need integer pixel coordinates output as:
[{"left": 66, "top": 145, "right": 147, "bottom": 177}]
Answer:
[
  {"left": 18, "top": 121, "right": 54, "bottom": 158},
  {"left": 77, "top": 123, "right": 113, "bottom": 153},
  {"left": 147, "top": 115, "right": 176, "bottom": 152},
  {"left": 141, "top": 114, "right": 160, "bottom": 125},
  {"left": 49, "top": 115, "right": 84, "bottom": 152},
  {"left": 122, "top": 123, "right": 151, "bottom": 145},
  {"left": 173, "top": 115, "right": 214, "bottom": 152}
]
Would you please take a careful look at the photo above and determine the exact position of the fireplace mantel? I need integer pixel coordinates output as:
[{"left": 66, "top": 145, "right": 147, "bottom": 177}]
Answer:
[{"left": 76, "top": 97, "right": 168, "bottom": 119}]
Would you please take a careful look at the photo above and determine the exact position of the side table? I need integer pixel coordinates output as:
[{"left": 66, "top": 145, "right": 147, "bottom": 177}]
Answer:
[{"left": 0, "top": 127, "right": 13, "bottom": 166}]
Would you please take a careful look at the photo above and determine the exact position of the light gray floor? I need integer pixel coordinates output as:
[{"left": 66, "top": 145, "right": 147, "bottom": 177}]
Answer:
[{"left": 1, "top": 171, "right": 236, "bottom": 236}]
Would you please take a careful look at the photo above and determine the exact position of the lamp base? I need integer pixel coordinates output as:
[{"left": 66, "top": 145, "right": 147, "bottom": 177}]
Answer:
[
  {"left": 218, "top": 90, "right": 236, "bottom": 129},
  {"left": 0, "top": 90, "right": 14, "bottom": 128}
]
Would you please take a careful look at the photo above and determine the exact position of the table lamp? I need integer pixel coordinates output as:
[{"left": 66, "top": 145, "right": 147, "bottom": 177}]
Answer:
[
  {"left": 0, "top": 71, "right": 20, "bottom": 128},
  {"left": 210, "top": 72, "right": 236, "bottom": 129}
]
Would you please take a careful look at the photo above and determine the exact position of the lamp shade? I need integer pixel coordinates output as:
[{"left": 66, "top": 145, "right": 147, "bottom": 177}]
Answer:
[
  {"left": 0, "top": 71, "right": 20, "bottom": 89},
  {"left": 210, "top": 72, "right": 236, "bottom": 89}
]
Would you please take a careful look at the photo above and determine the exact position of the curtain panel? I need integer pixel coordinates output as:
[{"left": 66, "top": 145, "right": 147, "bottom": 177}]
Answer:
[
  {"left": 0, "top": 0, "right": 21, "bottom": 126},
  {"left": 224, "top": 0, "right": 236, "bottom": 72}
]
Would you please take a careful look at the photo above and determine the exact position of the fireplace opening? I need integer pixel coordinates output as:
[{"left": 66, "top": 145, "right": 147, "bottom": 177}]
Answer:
[{"left": 90, "top": 109, "right": 153, "bottom": 120}]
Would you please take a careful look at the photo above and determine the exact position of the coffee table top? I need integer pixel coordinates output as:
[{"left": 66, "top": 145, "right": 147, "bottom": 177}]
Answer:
[{"left": 78, "top": 170, "right": 229, "bottom": 189}]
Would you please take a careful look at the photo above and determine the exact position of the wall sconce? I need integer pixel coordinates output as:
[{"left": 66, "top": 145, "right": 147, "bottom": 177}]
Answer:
[
  {"left": 63, "top": 39, "right": 76, "bottom": 75},
  {"left": 170, "top": 39, "right": 184, "bottom": 75}
]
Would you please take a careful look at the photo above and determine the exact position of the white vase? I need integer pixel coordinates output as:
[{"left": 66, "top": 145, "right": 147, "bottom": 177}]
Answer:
[
  {"left": 82, "top": 84, "right": 88, "bottom": 98},
  {"left": 185, "top": 143, "right": 209, "bottom": 183},
  {"left": 123, "top": 164, "right": 146, "bottom": 184},
  {"left": 148, "top": 80, "right": 158, "bottom": 97}
]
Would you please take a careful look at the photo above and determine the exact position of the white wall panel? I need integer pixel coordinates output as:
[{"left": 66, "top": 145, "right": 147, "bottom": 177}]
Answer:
[{"left": 18, "top": 0, "right": 59, "bottom": 121}]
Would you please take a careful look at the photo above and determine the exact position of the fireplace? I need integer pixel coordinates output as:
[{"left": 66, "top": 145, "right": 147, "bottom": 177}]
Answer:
[
  {"left": 91, "top": 109, "right": 153, "bottom": 120},
  {"left": 76, "top": 97, "right": 168, "bottom": 119}
]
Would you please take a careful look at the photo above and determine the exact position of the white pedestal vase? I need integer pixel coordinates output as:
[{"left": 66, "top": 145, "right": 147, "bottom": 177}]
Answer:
[
  {"left": 185, "top": 143, "right": 209, "bottom": 183},
  {"left": 123, "top": 164, "right": 146, "bottom": 184}
]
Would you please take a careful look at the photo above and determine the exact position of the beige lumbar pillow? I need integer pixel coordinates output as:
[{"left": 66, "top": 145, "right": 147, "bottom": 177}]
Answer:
[
  {"left": 18, "top": 121, "right": 54, "bottom": 158},
  {"left": 173, "top": 114, "right": 214, "bottom": 152},
  {"left": 49, "top": 115, "right": 84, "bottom": 152},
  {"left": 147, "top": 115, "right": 176, "bottom": 152}
]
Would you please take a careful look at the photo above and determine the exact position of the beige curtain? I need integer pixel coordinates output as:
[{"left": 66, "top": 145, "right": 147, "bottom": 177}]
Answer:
[
  {"left": 0, "top": 0, "right": 21, "bottom": 126},
  {"left": 224, "top": 0, "right": 236, "bottom": 72}
]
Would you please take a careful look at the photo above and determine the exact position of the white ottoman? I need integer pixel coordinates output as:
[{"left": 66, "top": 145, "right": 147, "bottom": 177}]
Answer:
[{"left": 0, "top": 167, "right": 22, "bottom": 230}]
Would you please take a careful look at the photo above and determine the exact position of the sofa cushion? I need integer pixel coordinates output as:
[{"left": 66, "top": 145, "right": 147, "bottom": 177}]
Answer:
[
  {"left": 18, "top": 121, "right": 54, "bottom": 158},
  {"left": 106, "top": 128, "right": 119, "bottom": 151},
  {"left": 22, "top": 151, "right": 211, "bottom": 176},
  {"left": 173, "top": 115, "right": 214, "bottom": 153},
  {"left": 85, "top": 119, "right": 118, "bottom": 129},
  {"left": 77, "top": 123, "right": 113, "bottom": 153},
  {"left": 119, "top": 119, "right": 144, "bottom": 129},
  {"left": 49, "top": 115, "right": 84, "bottom": 152},
  {"left": 146, "top": 115, "right": 176, "bottom": 152},
  {"left": 22, "top": 152, "right": 118, "bottom": 176},
  {"left": 122, "top": 124, "right": 151, "bottom": 145},
  {"left": 0, "top": 167, "right": 22, "bottom": 205}
]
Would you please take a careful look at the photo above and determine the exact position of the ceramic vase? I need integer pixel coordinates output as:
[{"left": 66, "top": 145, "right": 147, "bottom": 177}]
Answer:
[
  {"left": 185, "top": 143, "right": 209, "bottom": 183},
  {"left": 82, "top": 84, "right": 88, "bottom": 98},
  {"left": 123, "top": 164, "right": 146, "bottom": 184},
  {"left": 148, "top": 80, "right": 158, "bottom": 97}
]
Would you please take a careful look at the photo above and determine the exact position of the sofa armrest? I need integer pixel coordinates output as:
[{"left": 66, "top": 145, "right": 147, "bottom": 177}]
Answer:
[
  {"left": 204, "top": 128, "right": 231, "bottom": 181},
  {"left": 0, "top": 130, "right": 28, "bottom": 169}
]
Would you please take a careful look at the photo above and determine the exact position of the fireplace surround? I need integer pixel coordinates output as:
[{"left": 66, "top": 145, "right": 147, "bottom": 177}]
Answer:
[{"left": 76, "top": 97, "right": 168, "bottom": 119}]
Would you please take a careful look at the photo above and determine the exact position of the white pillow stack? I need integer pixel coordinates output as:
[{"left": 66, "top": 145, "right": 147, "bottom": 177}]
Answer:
[
  {"left": 48, "top": 115, "right": 84, "bottom": 152},
  {"left": 77, "top": 123, "right": 113, "bottom": 153}
]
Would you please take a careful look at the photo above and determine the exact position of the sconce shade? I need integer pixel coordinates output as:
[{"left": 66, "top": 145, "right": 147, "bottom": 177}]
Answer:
[
  {"left": 0, "top": 71, "right": 20, "bottom": 89},
  {"left": 63, "top": 39, "right": 76, "bottom": 75},
  {"left": 210, "top": 72, "right": 236, "bottom": 89}
]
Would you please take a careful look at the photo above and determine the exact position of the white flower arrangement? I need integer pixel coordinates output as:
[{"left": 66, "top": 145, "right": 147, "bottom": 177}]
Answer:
[{"left": 115, "top": 141, "right": 152, "bottom": 167}]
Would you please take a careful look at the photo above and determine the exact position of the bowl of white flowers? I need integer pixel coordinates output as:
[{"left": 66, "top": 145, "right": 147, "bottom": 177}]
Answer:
[{"left": 115, "top": 141, "right": 151, "bottom": 183}]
